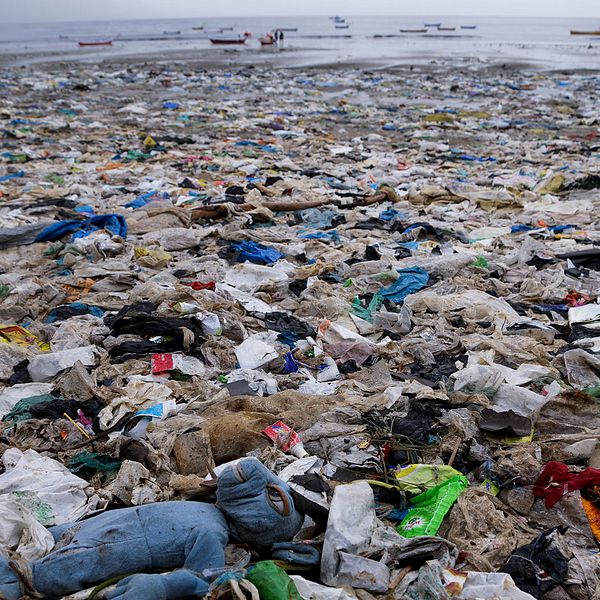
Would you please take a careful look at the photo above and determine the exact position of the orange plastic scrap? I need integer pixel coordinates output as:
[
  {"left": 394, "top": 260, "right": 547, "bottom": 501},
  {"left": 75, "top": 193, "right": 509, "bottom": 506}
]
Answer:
[
  {"left": 0, "top": 324, "right": 50, "bottom": 351},
  {"left": 96, "top": 162, "right": 123, "bottom": 172},
  {"left": 318, "top": 320, "right": 332, "bottom": 336},
  {"left": 63, "top": 278, "right": 95, "bottom": 303},
  {"left": 581, "top": 485, "right": 600, "bottom": 544}
]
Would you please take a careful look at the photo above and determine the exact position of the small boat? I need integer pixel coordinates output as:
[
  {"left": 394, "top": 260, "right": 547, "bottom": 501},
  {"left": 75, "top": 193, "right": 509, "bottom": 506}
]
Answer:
[
  {"left": 400, "top": 28, "right": 428, "bottom": 33},
  {"left": 58, "top": 34, "right": 70, "bottom": 40},
  {"left": 279, "top": 27, "right": 298, "bottom": 32},
  {"left": 210, "top": 34, "right": 249, "bottom": 45},
  {"left": 304, "top": 34, "right": 352, "bottom": 39},
  {"left": 163, "top": 30, "right": 181, "bottom": 35},
  {"left": 570, "top": 30, "right": 600, "bottom": 36},
  {"left": 219, "top": 26, "right": 236, "bottom": 31},
  {"left": 460, "top": 25, "right": 477, "bottom": 30},
  {"left": 259, "top": 34, "right": 275, "bottom": 46},
  {"left": 335, "top": 24, "right": 350, "bottom": 29},
  {"left": 192, "top": 26, "right": 224, "bottom": 33},
  {"left": 438, "top": 26, "right": 456, "bottom": 31},
  {"left": 424, "top": 23, "right": 441, "bottom": 27},
  {"left": 77, "top": 40, "right": 113, "bottom": 46}
]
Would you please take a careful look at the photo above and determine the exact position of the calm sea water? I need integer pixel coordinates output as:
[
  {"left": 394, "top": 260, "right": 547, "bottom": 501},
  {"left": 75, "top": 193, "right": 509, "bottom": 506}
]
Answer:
[{"left": 1, "top": 16, "right": 599, "bottom": 69}]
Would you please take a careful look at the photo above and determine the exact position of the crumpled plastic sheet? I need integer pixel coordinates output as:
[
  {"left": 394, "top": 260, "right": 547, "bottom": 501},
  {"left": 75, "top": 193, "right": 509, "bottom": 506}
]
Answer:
[
  {"left": 321, "top": 481, "right": 390, "bottom": 593},
  {"left": 0, "top": 449, "right": 97, "bottom": 560},
  {"left": 291, "top": 575, "right": 357, "bottom": 600}
]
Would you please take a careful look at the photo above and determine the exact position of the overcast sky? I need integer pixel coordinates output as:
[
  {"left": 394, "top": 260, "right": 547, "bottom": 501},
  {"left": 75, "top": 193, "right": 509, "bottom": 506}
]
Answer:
[{"left": 4, "top": 0, "right": 600, "bottom": 23}]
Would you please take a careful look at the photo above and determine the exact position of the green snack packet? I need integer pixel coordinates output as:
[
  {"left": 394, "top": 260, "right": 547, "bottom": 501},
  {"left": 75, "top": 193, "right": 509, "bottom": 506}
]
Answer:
[
  {"left": 246, "top": 561, "right": 302, "bottom": 600},
  {"left": 397, "top": 475, "right": 469, "bottom": 538}
]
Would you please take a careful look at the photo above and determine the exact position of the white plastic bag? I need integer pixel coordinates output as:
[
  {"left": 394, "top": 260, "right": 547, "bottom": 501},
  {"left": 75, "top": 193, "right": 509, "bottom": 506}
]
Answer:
[
  {"left": 458, "top": 571, "right": 536, "bottom": 600},
  {"left": 0, "top": 495, "right": 55, "bottom": 560},
  {"left": 0, "top": 383, "right": 53, "bottom": 419},
  {"left": 27, "top": 345, "right": 98, "bottom": 382},
  {"left": 290, "top": 576, "right": 356, "bottom": 600},
  {"left": 0, "top": 449, "right": 92, "bottom": 527},
  {"left": 234, "top": 332, "right": 279, "bottom": 370},
  {"left": 321, "top": 481, "right": 390, "bottom": 593}
]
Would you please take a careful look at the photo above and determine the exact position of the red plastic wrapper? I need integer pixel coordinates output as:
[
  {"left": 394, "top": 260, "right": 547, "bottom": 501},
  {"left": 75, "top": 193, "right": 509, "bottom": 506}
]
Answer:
[{"left": 183, "top": 281, "right": 216, "bottom": 291}]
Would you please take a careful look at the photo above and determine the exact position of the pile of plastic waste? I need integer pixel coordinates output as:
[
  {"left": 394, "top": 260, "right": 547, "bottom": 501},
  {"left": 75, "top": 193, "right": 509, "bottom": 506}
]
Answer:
[{"left": 0, "top": 61, "right": 599, "bottom": 599}]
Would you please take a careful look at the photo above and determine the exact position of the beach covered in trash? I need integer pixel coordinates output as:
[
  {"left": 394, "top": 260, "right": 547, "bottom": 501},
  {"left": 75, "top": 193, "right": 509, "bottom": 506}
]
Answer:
[{"left": 0, "top": 59, "right": 599, "bottom": 599}]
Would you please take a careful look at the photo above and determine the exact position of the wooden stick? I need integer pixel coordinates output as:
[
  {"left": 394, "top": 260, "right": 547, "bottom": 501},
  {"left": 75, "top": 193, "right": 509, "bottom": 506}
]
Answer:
[
  {"left": 190, "top": 190, "right": 393, "bottom": 221},
  {"left": 389, "top": 566, "right": 413, "bottom": 590},
  {"left": 379, "top": 445, "right": 389, "bottom": 484},
  {"left": 448, "top": 437, "right": 462, "bottom": 466}
]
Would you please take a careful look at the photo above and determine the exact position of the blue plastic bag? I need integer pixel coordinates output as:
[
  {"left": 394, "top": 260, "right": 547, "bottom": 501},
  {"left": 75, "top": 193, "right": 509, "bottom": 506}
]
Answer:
[
  {"left": 0, "top": 171, "right": 25, "bottom": 182},
  {"left": 380, "top": 267, "right": 429, "bottom": 304},
  {"left": 125, "top": 190, "right": 168, "bottom": 209},
  {"left": 232, "top": 241, "right": 283, "bottom": 265},
  {"left": 34, "top": 214, "right": 127, "bottom": 243}
]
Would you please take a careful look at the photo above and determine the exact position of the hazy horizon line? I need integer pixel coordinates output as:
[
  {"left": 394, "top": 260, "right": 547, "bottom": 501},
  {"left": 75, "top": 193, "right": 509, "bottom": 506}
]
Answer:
[{"left": 5, "top": 13, "right": 599, "bottom": 26}]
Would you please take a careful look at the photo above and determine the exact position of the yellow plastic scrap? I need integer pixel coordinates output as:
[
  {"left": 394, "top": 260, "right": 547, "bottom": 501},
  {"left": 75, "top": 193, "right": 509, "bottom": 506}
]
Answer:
[
  {"left": 458, "top": 111, "right": 491, "bottom": 119},
  {"left": 134, "top": 247, "right": 173, "bottom": 268},
  {"left": 143, "top": 135, "right": 157, "bottom": 147},
  {"left": 555, "top": 230, "right": 587, "bottom": 240},
  {"left": 538, "top": 174, "right": 565, "bottom": 195},
  {"left": 0, "top": 324, "right": 50, "bottom": 352},
  {"left": 503, "top": 429, "right": 535, "bottom": 445},
  {"left": 418, "top": 240, "right": 440, "bottom": 253},
  {"left": 392, "top": 464, "right": 463, "bottom": 494},
  {"left": 556, "top": 105, "right": 574, "bottom": 115},
  {"left": 423, "top": 113, "right": 455, "bottom": 123}
]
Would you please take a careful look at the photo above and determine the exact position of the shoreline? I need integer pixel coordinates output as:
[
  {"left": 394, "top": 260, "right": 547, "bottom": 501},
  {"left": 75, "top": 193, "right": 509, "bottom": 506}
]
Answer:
[
  {"left": 1, "top": 40, "right": 599, "bottom": 72},
  {"left": 2, "top": 56, "right": 600, "bottom": 75}
]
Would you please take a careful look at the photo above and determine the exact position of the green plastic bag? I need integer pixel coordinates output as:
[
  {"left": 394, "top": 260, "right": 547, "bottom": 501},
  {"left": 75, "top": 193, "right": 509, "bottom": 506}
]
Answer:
[
  {"left": 246, "top": 561, "right": 302, "bottom": 600},
  {"left": 68, "top": 452, "right": 122, "bottom": 478},
  {"left": 350, "top": 293, "right": 383, "bottom": 322},
  {"left": 2, "top": 394, "right": 54, "bottom": 423},
  {"left": 397, "top": 475, "right": 469, "bottom": 538},
  {"left": 584, "top": 385, "right": 600, "bottom": 398}
]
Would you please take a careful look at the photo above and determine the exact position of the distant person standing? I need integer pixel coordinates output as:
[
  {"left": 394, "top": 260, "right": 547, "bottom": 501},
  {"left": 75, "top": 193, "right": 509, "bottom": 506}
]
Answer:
[{"left": 279, "top": 30, "right": 285, "bottom": 44}]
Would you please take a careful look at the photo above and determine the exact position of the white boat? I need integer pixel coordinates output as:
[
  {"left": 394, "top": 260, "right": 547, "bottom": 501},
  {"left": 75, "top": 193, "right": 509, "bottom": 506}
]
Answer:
[
  {"left": 259, "top": 34, "right": 275, "bottom": 46},
  {"left": 210, "top": 33, "right": 250, "bottom": 45}
]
